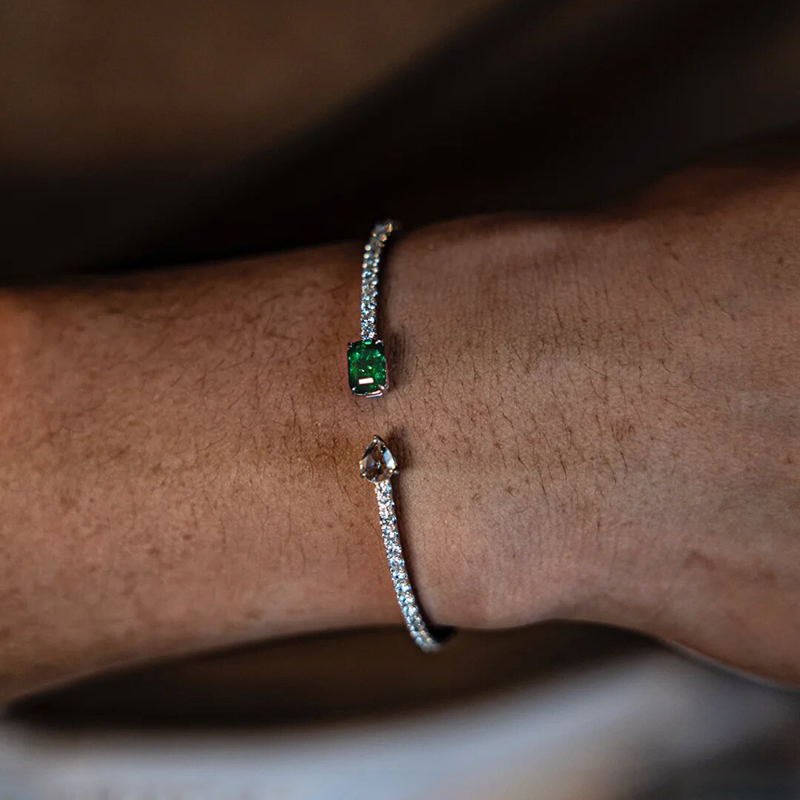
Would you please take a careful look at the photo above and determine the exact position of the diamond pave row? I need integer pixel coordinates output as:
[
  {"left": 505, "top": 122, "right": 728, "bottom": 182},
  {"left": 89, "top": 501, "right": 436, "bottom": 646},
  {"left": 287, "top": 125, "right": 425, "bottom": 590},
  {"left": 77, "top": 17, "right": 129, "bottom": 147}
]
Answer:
[
  {"left": 360, "top": 220, "right": 399, "bottom": 341},
  {"left": 360, "top": 435, "right": 446, "bottom": 652},
  {"left": 374, "top": 480, "right": 441, "bottom": 652}
]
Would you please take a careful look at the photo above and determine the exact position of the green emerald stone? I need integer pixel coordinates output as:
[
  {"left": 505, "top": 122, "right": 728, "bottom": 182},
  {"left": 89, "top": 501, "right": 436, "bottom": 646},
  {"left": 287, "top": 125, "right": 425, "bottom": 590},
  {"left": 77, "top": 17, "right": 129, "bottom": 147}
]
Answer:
[{"left": 347, "top": 339, "right": 388, "bottom": 397}]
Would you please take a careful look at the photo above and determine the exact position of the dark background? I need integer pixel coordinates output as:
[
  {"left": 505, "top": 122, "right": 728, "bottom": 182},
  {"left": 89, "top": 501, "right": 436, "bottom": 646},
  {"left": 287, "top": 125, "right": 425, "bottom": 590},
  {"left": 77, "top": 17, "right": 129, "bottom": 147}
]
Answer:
[{"left": 2, "top": 0, "right": 800, "bottom": 280}]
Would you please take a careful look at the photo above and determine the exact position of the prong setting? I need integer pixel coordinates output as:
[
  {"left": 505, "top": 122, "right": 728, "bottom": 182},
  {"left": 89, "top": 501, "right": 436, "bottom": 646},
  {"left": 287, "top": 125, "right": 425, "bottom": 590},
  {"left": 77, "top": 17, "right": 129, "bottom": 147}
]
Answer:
[{"left": 348, "top": 339, "right": 389, "bottom": 397}]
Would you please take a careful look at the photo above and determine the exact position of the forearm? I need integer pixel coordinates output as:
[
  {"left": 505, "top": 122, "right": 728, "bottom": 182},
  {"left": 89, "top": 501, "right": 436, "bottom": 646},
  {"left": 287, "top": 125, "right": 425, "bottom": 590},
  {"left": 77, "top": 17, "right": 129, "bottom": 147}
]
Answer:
[
  {"left": 1, "top": 166, "right": 799, "bottom": 701},
  {"left": 0, "top": 244, "right": 404, "bottom": 700}
]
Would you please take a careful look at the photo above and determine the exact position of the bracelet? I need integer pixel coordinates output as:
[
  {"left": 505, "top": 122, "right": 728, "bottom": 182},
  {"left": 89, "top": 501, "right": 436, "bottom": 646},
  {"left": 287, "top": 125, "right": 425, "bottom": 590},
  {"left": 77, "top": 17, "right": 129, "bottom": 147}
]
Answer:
[
  {"left": 348, "top": 222, "right": 452, "bottom": 652},
  {"left": 359, "top": 436, "right": 451, "bottom": 651}
]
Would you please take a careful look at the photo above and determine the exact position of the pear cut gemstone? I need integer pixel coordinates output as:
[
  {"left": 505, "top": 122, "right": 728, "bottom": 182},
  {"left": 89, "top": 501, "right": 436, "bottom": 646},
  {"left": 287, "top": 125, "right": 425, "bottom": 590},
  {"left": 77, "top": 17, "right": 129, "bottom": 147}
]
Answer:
[{"left": 360, "top": 436, "right": 397, "bottom": 482}]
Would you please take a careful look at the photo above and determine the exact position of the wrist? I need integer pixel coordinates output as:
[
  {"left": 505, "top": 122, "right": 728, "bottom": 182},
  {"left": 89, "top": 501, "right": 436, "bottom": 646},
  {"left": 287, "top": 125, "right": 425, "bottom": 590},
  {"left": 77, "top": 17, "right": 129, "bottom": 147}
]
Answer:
[
  {"left": 376, "top": 188, "right": 800, "bottom": 675},
  {"left": 370, "top": 218, "right": 587, "bottom": 630}
]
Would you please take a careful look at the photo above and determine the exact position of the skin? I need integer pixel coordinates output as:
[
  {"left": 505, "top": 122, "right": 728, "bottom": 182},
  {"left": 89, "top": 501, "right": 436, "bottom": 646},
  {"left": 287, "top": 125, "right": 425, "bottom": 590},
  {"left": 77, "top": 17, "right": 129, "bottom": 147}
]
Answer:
[{"left": 0, "top": 165, "right": 798, "bottom": 701}]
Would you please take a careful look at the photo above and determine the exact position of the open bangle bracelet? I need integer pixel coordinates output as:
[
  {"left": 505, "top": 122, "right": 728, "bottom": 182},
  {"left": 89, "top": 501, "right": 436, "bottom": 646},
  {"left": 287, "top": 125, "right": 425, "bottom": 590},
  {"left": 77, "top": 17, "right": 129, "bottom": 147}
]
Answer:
[{"left": 349, "top": 222, "right": 453, "bottom": 652}]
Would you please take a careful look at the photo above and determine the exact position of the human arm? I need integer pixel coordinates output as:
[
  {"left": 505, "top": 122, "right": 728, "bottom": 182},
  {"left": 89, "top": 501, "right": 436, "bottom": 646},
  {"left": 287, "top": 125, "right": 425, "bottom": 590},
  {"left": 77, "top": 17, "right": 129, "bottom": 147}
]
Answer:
[{"left": 1, "top": 166, "right": 799, "bottom": 701}]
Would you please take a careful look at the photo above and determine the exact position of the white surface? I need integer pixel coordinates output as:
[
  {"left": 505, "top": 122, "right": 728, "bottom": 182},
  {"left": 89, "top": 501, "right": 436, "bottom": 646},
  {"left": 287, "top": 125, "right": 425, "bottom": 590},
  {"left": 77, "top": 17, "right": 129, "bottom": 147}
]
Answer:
[{"left": 1, "top": 653, "right": 797, "bottom": 800}]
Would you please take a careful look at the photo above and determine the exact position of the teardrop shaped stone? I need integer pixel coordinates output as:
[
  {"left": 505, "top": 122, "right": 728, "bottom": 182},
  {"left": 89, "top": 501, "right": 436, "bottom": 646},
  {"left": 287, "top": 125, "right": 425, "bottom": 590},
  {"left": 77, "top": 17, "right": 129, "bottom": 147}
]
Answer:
[{"left": 359, "top": 436, "right": 397, "bottom": 482}]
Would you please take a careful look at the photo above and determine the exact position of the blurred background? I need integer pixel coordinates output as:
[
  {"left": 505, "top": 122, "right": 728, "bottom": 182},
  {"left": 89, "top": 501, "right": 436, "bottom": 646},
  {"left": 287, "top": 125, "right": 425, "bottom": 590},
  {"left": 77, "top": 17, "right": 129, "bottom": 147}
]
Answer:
[{"left": 1, "top": 0, "right": 800, "bottom": 797}]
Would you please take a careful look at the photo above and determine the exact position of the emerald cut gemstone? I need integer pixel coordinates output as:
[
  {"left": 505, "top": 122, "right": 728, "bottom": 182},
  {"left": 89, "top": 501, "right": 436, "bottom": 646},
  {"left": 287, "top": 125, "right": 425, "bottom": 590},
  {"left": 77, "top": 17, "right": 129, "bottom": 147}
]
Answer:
[{"left": 347, "top": 339, "right": 388, "bottom": 397}]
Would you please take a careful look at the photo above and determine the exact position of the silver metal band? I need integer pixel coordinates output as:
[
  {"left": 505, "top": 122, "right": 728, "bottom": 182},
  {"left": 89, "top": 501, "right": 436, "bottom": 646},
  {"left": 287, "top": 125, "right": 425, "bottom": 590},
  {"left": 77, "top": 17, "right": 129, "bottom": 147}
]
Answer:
[
  {"left": 360, "top": 220, "right": 400, "bottom": 341},
  {"left": 353, "top": 224, "right": 452, "bottom": 652},
  {"left": 360, "top": 436, "right": 449, "bottom": 652}
]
